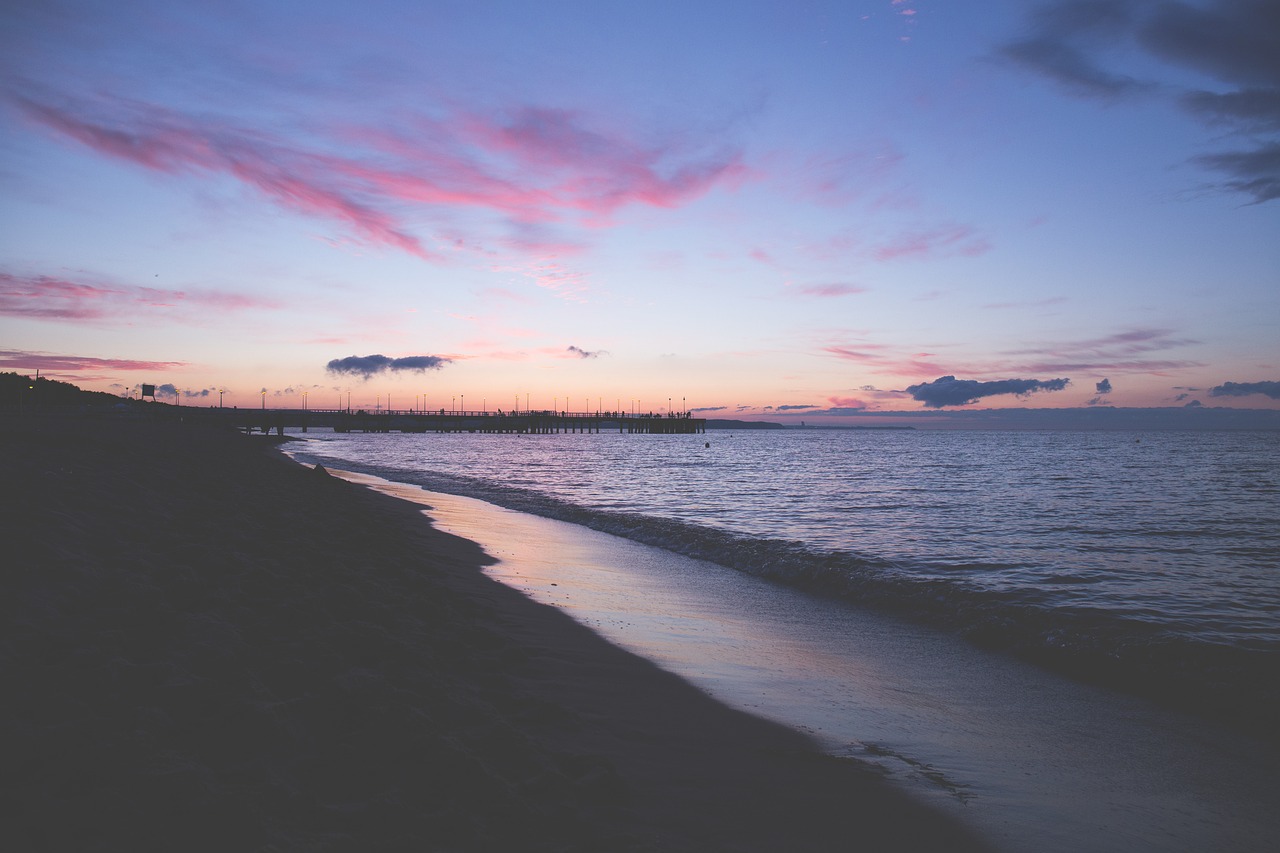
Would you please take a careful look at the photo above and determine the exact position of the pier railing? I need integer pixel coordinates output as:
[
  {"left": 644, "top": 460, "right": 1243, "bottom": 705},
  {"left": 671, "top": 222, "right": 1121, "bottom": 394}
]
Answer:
[{"left": 181, "top": 407, "right": 705, "bottom": 436}]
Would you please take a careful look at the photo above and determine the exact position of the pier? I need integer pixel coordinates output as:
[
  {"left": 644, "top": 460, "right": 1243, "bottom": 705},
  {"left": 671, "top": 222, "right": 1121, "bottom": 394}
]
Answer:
[{"left": 194, "top": 408, "right": 706, "bottom": 436}]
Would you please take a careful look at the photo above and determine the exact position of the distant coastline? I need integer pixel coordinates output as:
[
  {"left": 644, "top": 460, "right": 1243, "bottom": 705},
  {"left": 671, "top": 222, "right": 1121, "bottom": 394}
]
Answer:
[
  {"left": 711, "top": 406, "right": 1280, "bottom": 431},
  {"left": 5, "top": 373, "right": 1277, "bottom": 431}
]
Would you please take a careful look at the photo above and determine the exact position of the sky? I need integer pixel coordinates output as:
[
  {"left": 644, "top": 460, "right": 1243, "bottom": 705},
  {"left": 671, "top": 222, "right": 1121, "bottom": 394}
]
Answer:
[{"left": 2, "top": 0, "right": 1278, "bottom": 422}]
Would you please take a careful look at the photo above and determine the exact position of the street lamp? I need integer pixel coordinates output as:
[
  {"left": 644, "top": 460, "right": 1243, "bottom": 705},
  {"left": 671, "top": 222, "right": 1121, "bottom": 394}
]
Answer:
[
  {"left": 219, "top": 389, "right": 226, "bottom": 408},
  {"left": 261, "top": 390, "right": 266, "bottom": 410}
]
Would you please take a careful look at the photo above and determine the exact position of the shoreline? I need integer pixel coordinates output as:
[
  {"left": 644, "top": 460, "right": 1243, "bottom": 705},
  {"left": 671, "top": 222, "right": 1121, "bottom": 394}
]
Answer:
[
  {"left": 284, "top": 430, "right": 1280, "bottom": 742},
  {"left": 3, "top": 414, "right": 985, "bottom": 850},
  {"left": 304, "top": 466, "right": 1280, "bottom": 853}
]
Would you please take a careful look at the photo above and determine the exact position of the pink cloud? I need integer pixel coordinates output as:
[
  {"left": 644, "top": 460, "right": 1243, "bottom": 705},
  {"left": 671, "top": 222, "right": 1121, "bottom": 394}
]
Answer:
[
  {"left": 822, "top": 344, "right": 891, "bottom": 363},
  {"left": 790, "top": 144, "right": 905, "bottom": 206},
  {"left": 1000, "top": 328, "right": 1202, "bottom": 375},
  {"left": 0, "top": 271, "right": 278, "bottom": 323},
  {"left": 0, "top": 349, "right": 187, "bottom": 372},
  {"left": 822, "top": 342, "right": 956, "bottom": 378},
  {"left": 797, "top": 283, "right": 867, "bottom": 297},
  {"left": 478, "top": 287, "right": 535, "bottom": 305},
  {"left": 492, "top": 258, "right": 591, "bottom": 303},
  {"left": 872, "top": 224, "right": 991, "bottom": 261},
  {"left": 827, "top": 396, "right": 869, "bottom": 409},
  {"left": 457, "top": 107, "right": 749, "bottom": 219},
  {"left": 18, "top": 96, "right": 436, "bottom": 260},
  {"left": 21, "top": 93, "right": 747, "bottom": 261}
]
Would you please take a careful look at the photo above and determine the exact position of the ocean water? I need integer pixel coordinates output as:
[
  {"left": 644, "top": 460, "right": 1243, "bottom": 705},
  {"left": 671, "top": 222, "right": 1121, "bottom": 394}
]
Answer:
[{"left": 287, "top": 427, "right": 1280, "bottom": 720}]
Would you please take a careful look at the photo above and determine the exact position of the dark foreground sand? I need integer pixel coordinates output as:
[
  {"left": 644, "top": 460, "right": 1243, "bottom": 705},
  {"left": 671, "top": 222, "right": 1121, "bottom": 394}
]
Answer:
[{"left": 2, "top": 414, "right": 987, "bottom": 852}]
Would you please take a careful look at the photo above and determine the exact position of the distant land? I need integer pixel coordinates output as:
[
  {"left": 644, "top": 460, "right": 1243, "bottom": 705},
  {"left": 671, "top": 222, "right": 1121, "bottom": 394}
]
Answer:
[
  {"left": 757, "top": 407, "right": 1280, "bottom": 431},
  {"left": 705, "top": 419, "right": 786, "bottom": 430},
  {"left": 707, "top": 421, "right": 915, "bottom": 431},
  {"left": 5, "top": 374, "right": 1278, "bottom": 430}
]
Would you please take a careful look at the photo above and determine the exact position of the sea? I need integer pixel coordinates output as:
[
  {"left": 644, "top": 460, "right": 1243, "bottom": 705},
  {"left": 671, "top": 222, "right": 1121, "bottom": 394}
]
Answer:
[{"left": 284, "top": 427, "right": 1280, "bottom": 852}]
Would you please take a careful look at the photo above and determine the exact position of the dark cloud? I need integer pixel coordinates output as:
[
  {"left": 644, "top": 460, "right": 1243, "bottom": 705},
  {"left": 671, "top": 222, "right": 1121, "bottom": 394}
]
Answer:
[
  {"left": 1208, "top": 380, "right": 1280, "bottom": 399},
  {"left": 691, "top": 406, "right": 728, "bottom": 412},
  {"left": 777, "top": 404, "right": 818, "bottom": 410},
  {"left": 998, "top": 1, "right": 1148, "bottom": 97},
  {"left": 1000, "top": 0, "right": 1280, "bottom": 203},
  {"left": 567, "top": 345, "right": 606, "bottom": 359},
  {"left": 1182, "top": 89, "right": 1280, "bottom": 129},
  {"left": 1193, "top": 143, "right": 1280, "bottom": 203},
  {"left": 325, "top": 354, "right": 451, "bottom": 379},
  {"left": 1184, "top": 399, "right": 1203, "bottom": 407},
  {"left": 1087, "top": 376, "right": 1112, "bottom": 406},
  {"left": 906, "top": 375, "right": 1071, "bottom": 408},
  {"left": 1137, "top": 0, "right": 1280, "bottom": 88},
  {"left": 156, "top": 383, "right": 179, "bottom": 398}
]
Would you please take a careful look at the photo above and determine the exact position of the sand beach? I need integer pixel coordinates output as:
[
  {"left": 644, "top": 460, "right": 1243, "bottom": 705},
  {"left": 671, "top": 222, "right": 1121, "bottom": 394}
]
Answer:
[{"left": 2, "top": 413, "right": 985, "bottom": 851}]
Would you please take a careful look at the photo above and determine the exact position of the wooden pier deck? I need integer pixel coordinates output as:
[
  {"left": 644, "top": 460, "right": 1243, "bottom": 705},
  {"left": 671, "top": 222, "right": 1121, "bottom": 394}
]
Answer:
[{"left": 200, "top": 409, "right": 706, "bottom": 436}]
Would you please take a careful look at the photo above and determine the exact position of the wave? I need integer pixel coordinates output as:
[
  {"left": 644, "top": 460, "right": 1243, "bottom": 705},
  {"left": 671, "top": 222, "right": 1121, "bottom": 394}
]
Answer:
[{"left": 286, "top": 447, "right": 1280, "bottom": 737}]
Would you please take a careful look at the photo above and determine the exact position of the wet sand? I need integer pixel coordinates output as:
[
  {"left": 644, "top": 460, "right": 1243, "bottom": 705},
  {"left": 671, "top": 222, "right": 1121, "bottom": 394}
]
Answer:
[{"left": 2, "top": 414, "right": 986, "bottom": 851}]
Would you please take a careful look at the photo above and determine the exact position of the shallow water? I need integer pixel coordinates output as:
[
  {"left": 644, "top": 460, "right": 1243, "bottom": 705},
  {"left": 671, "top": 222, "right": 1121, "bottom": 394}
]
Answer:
[
  {"left": 327, "top": 470, "right": 1280, "bottom": 853},
  {"left": 287, "top": 428, "right": 1280, "bottom": 712}
]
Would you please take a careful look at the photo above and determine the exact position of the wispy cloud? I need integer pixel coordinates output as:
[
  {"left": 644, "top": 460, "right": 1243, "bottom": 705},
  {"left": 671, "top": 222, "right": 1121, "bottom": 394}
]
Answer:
[
  {"left": 0, "top": 349, "right": 187, "bottom": 372},
  {"left": 0, "top": 271, "right": 277, "bottom": 322},
  {"left": 825, "top": 396, "right": 869, "bottom": 410},
  {"left": 871, "top": 224, "right": 991, "bottom": 261},
  {"left": 999, "top": 0, "right": 1280, "bottom": 203},
  {"left": 822, "top": 342, "right": 955, "bottom": 378},
  {"left": 566, "top": 345, "right": 606, "bottom": 359},
  {"left": 795, "top": 283, "right": 867, "bottom": 297},
  {"left": 982, "top": 296, "right": 1068, "bottom": 310},
  {"left": 1004, "top": 327, "right": 1201, "bottom": 374},
  {"left": 14, "top": 93, "right": 748, "bottom": 261},
  {"left": 15, "top": 96, "right": 437, "bottom": 259}
]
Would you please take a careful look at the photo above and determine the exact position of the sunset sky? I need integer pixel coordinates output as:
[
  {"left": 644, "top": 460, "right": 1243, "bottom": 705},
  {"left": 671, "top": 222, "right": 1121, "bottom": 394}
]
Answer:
[{"left": 2, "top": 1, "right": 1277, "bottom": 420}]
